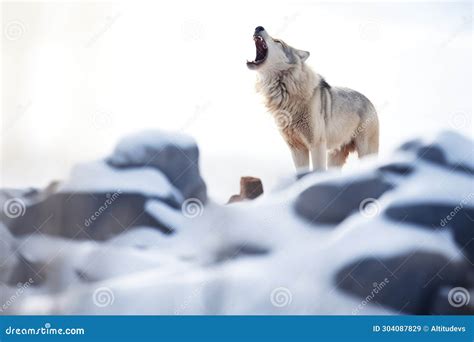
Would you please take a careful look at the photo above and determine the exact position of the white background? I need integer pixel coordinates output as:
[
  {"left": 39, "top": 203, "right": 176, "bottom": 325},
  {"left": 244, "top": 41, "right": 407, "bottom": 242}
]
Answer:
[{"left": 1, "top": 0, "right": 472, "bottom": 201}]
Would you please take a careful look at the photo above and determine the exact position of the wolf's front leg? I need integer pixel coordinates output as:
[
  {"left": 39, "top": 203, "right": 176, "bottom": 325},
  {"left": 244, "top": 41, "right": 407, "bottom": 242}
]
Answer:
[
  {"left": 311, "top": 141, "right": 327, "bottom": 171},
  {"left": 289, "top": 147, "right": 310, "bottom": 173}
]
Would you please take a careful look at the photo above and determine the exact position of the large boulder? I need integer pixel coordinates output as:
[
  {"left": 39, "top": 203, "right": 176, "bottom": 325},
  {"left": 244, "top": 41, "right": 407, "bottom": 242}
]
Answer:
[
  {"left": 0, "top": 131, "right": 207, "bottom": 242},
  {"left": 107, "top": 130, "right": 207, "bottom": 203},
  {"left": 294, "top": 173, "right": 393, "bottom": 224}
]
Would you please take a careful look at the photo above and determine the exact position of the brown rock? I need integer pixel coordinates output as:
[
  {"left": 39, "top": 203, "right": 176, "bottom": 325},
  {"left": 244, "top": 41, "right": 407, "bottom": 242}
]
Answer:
[{"left": 227, "top": 177, "right": 264, "bottom": 204}]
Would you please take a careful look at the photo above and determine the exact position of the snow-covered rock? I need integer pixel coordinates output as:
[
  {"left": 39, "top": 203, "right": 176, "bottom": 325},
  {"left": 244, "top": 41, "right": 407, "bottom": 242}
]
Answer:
[
  {"left": 107, "top": 130, "right": 207, "bottom": 202},
  {"left": 0, "top": 130, "right": 472, "bottom": 315},
  {"left": 1, "top": 130, "right": 208, "bottom": 242}
]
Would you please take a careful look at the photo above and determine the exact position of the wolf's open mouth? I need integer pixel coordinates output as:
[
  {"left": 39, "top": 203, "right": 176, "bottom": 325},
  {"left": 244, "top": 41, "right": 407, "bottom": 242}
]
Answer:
[{"left": 247, "top": 36, "right": 267, "bottom": 66}]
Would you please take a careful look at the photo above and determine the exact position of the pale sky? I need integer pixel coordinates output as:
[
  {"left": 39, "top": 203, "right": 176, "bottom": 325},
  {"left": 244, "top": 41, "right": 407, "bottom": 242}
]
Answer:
[{"left": 1, "top": 0, "right": 472, "bottom": 201}]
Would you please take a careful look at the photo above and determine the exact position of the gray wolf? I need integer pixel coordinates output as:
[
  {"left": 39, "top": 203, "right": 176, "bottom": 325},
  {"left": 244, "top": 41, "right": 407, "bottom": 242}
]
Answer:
[{"left": 247, "top": 26, "right": 379, "bottom": 171}]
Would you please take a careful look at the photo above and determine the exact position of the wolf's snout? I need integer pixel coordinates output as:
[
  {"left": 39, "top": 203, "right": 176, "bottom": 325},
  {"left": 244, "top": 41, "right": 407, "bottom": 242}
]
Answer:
[
  {"left": 247, "top": 26, "right": 268, "bottom": 69},
  {"left": 254, "top": 26, "right": 265, "bottom": 34}
]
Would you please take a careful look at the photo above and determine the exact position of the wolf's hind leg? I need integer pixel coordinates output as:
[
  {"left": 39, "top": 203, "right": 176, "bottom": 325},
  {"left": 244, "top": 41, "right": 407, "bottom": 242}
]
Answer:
[
  {"left": 355, "top": 121, "right": 379, "bottom": 158},
  {"left": 290, "top": 147, "right": 310, "bottom": 172},
  {"left": 328, "top": 147, "right": 350, "bottom": 168}
]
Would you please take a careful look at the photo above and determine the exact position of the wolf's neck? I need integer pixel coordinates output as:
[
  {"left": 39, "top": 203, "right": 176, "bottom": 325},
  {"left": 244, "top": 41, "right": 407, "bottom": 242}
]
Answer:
[{"left": 257, "top": 65, "right": 321, "bottom": 113}]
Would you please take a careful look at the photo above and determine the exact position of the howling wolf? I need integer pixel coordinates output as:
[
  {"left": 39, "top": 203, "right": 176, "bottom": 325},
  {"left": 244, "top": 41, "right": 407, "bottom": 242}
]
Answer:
[{"left": 247, "top": 26, "right": 379, "bottom": 171}]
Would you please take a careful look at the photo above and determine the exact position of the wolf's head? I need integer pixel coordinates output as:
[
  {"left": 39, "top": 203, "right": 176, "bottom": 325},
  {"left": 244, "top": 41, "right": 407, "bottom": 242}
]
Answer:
[{"left": 247, "top": 26, "right": 310, "bottom": 73}]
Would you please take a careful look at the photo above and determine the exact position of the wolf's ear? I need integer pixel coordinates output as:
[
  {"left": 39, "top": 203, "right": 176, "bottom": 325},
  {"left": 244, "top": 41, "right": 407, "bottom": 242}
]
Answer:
[{"left": 296, "top": 49, "right": 310, "bottom": 62}]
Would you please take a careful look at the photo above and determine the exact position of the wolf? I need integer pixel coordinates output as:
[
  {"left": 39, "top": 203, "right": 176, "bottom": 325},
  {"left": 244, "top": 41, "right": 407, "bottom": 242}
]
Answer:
[{"left": 247, "top": 26, "right": 379, "bottom": 171}]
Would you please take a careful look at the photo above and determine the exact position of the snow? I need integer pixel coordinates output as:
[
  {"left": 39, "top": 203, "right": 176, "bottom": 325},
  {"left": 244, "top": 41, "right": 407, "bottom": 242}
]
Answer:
[
  {"left": 1, "top": 1, "right": 472, "bottom": 316},
  {"left": 411, "top": 131, "right": 473, "bottom": 169},
  {"left": 145, "top": 200, "right": 187, "bottom": 231},
  {"left": 0, "top": 130, "right": 472, "bottom": 315},
  {"left": 109, "top": 130, "right": 197, "bottom": 167},
  {"left": 59, "top": 160, "right": 182, "bottom": 202}
]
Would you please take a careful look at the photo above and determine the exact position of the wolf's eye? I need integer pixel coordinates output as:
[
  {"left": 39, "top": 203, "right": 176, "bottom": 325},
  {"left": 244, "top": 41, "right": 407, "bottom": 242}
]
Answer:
[{"left": 274, "top": 40, "right": 283, "bottom": 46}]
